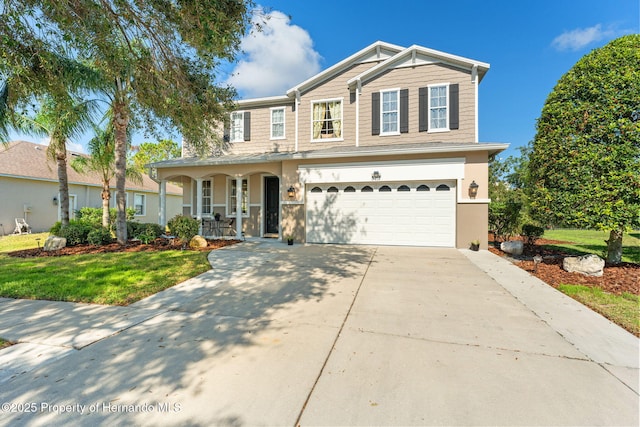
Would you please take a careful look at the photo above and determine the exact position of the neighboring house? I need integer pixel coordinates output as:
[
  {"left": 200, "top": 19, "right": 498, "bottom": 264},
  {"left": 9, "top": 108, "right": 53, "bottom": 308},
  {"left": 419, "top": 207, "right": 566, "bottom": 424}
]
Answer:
[
  {"left": 150, "top": 41, "right": 508, "bottom": 248},
  {"left": 0, "top": 140, "right": 183, "bottom": 234}
]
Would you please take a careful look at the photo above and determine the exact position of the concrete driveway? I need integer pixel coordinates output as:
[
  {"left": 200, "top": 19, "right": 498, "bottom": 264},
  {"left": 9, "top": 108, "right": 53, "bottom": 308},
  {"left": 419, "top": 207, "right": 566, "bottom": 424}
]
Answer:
[{"left": 0, "top": 241, "right": 637, "bottom": 426}]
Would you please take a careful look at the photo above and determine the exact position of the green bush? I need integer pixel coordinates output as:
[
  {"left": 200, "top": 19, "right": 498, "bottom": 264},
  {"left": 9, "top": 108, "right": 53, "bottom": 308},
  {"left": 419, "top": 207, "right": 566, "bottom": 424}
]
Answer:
[
  {"left": 58, "top": 220, "right": 92, "bottom": 246},
  {"left": 489, "top": 201, "right": 522, "bottom": 247},
  {"left": 128, "top": 222, "right": 164, "bottom": 244},
  {"left": 77, "top": 207, "right": 136, "bottom": 230},
  {"left": 521, "top": 224, "right": 544, "bottom": 247},
  {"left": 50, "top": 221, "right": 62, "bottom": 236},
  {"left": 87, "top": 227, "right": 113, "bottom": 245},
  {"left": 167, "top": 215, "right": 199, "bottom": 241}
]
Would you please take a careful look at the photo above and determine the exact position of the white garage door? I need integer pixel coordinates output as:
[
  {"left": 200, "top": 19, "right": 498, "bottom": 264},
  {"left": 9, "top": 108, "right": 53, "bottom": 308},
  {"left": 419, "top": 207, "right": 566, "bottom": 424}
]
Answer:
[{"left": 306, "top": 181, "right": 456, "bottom": 246}]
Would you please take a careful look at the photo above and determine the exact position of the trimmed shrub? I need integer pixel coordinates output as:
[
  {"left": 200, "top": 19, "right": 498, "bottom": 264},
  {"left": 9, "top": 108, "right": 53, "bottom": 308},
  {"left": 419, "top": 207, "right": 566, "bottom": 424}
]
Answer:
[
  {"left": 521, "top": 224, "right": 544, "bottom": 247},
  {"left": 87, "top": 227, "right": 113, "bottom": 246},
  {"left": 50, "top": 221, "right": 62, "bottom": 236},
  {"left": 167, "top": 215, "right": 199, "bottom": 241},
  {"left": 128, "top": 222, "right": 164, "bottom": 244},
  {"left": 58, "top": 220, "right": 92, "bottom": 246},
  {"left": 77, "top": 207, "right": 136, "bottom": 230}
]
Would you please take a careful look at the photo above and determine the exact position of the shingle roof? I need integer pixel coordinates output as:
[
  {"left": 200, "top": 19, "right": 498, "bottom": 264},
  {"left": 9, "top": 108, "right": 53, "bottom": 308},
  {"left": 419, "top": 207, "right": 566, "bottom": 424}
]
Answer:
[{"left": 0, "top": 140, "right": 182, "bottom": 194}]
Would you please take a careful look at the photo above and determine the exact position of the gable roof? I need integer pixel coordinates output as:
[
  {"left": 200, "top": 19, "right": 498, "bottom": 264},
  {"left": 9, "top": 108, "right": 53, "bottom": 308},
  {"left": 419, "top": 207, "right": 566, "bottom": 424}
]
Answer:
[
  {"left": 347, "top": 44, "right": 490, "bottom": 89},
  {"left": 285, "top": 41, "right": 405, "bottom": 97},
  {"left": 0, "top": 140, "right": 182, "bottom": 194}
]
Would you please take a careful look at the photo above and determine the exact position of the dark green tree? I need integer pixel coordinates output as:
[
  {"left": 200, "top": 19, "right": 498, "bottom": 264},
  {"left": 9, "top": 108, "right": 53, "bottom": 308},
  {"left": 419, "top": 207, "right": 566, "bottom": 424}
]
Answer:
[
  {"left": 528, "top": 35, "right": 640, "bottom": 264},
  {"left": 3, "top": 1, "right": 253, "bottom": 244}
]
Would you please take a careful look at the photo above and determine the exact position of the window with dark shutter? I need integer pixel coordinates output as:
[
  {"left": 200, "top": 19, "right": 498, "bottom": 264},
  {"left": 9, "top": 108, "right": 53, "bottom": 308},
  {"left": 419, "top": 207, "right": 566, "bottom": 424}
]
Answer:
[
  {"left": 400, "top": 89, "right": 409, "bottom": 133},
  {"left": 371, "top": 92, "right": 380, "bottom": 135},
  {"left": 223, "top": 121, "right": 230, "bottom": 142},
  {"left": 449, "top": 84, "right": 459, "bottom": 130},
  {"left": 418, "top": 87, "right": 429, "bottom": 132}
]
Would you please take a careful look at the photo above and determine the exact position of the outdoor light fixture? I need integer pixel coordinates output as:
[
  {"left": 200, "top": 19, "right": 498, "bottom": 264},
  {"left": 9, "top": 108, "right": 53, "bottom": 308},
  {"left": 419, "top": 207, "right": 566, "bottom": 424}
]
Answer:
[
  {"left": 468, "top": 180, "right": 479, "bottom": 199},
  {"left": 52, "top": 196, "right": 58, "bottom": 205},
  {"left": 287, "top": 186, "right": 296, "bottom": 198},
  {"left": 371, "top": 171, "right": 381, "bottom": 181}
]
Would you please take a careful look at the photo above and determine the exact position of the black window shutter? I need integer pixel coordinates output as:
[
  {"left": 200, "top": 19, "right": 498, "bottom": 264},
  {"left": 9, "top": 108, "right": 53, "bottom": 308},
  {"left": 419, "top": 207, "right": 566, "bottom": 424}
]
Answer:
[
  {"left": 400, "top": 89, "right": 409, "bottom": 133},
  {"left": 371, "top": 92, "right": 380, "bottom": 135},
  {"left": 419, "top": 87, "right": 429, "bottom": 132},
  {"left": 243, "top": 112, "right": 251, "bottom": 141},
  {"left": 449, "top": 84, "right": 459, "bottom": 130}
]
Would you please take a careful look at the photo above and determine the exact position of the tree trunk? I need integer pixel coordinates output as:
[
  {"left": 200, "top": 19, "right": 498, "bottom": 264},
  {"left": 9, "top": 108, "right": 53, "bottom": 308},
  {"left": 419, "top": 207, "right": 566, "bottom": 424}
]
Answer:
[
  {"left": 101, "top": 182, "right": 110, "bottom": 228},
  {"left": 55, "top": 143, "right": 70, "bottom": 227},
  {"left": 113, "top": 99, "right": 129, "bottom": 245},
  {"left": 606, "top": 229, "right": 623, "bottom": 265}
]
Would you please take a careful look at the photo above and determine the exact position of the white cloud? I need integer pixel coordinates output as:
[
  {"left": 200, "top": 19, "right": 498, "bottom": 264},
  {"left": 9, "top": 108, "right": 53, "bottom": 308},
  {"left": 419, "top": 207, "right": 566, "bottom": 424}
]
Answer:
[
  {"left": 226, "top": 10, "right": 322, "bottom": 98},
  {"left": 551, "top": 24, "right": 620, "bottom": 51}
]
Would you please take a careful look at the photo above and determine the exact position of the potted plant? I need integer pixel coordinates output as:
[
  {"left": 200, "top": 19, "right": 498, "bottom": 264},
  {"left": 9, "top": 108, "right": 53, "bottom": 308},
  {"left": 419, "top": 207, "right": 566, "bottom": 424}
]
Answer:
[
  {"left": 285, "top": 234, "right": 294, "bottom": 245},
  {"left": 470, "top": 239, "right": 480, "bottom": 251},
  {"left": 214, "top": 212, "right": 221, "bottom": 221}
]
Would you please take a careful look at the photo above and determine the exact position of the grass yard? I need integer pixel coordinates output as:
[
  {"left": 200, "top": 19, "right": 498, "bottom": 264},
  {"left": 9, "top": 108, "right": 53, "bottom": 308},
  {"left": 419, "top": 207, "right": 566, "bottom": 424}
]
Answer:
[
  {"left": 557, "top": 284, "right": 639, "bottom": 336},
  {"left": 0, "top": 250, "right": 211, "bottom": 305},
  {"left": 543, "top": 229, "right": 640, "bottom": 264},
  {"left": 0, "top": 232, "right": 50, "bottom": 253}
]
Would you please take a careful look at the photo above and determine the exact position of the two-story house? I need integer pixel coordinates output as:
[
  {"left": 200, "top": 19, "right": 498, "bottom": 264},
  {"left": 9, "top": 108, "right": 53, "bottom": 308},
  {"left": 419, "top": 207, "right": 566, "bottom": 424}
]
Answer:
[{"left": 149, "top": 41, "right": 508, "bottom": 249}]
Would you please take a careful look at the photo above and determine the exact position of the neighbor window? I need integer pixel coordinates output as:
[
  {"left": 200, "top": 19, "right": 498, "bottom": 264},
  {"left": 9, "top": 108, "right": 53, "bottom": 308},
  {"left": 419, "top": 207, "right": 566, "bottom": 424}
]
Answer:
[
  {"left": 134, "top": 193, "right": 146, "bottom": 216},
  {"left": 312, "top": 99, "right": 342, "bottom": 140},
  {"left": 229, "top": 179, "right": 248, "bottom": 216},
  {"left": 381, "top": 89, "right": 399, "bottom": 134},
  {"left": 271, "top": 107, "right": 285, "bottom": 139},
  {"left": 230, "top": 112, "right": 244, "bottom": 142},
  {"left": 429, "top": 84, "right": 448, "bottom": 130},
  {"left": 202, "top": 180, "right": 212, "bottom": 215}
]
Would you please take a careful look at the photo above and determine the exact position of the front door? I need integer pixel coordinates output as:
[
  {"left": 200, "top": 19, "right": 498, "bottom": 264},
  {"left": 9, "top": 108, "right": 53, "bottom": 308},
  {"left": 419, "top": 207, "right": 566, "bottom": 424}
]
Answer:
[{"left": 264, "top": 177, "right": 279, "bottom": 234}]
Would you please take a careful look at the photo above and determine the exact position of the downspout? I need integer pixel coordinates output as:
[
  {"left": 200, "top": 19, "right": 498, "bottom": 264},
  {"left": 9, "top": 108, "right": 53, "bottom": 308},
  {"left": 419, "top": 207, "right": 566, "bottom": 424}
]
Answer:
[
  {"left": 294, "top": 90, "right": 301, "bottom": 151},
  {"left": 472, "top": 64, "right": 479, "bottom": 143},
  {"left": 355, "top": 78, "right": 362, "bottom": 147}
]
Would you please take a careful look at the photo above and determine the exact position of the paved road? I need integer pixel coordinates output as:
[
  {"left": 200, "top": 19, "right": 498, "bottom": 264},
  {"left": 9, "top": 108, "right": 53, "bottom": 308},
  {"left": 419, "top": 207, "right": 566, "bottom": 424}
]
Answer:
[{"left": 0, "top": 242, "right": 637, "bottom": 426}]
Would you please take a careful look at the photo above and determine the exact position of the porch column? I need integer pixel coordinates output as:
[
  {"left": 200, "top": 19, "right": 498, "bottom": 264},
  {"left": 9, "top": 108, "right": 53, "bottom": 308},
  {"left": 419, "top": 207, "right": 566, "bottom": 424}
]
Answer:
[
  {"left": 158, "top": 179, "right": 167, "bottom": 227},
  {"left": 235, "top": 176, "right": 243, "bottom": 238},
  {"left": 196, "top": 178, "right": 203, "bottom": 235}
]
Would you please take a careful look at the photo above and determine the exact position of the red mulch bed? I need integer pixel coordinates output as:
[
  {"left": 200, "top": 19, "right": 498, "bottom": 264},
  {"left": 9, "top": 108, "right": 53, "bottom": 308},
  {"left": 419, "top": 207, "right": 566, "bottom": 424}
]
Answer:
[
  {"left": 7, "top": 238, "right": 241, "bottom": 258},
  {"left": 488, "top": 236, "right": 639, "bottom": 296}
]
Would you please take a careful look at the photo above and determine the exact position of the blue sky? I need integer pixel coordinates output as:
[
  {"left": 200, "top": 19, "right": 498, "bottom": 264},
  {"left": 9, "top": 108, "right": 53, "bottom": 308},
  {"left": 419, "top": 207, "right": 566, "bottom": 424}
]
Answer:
[{"left": 11, "top": 0, "right": 639, "bottom": 159}]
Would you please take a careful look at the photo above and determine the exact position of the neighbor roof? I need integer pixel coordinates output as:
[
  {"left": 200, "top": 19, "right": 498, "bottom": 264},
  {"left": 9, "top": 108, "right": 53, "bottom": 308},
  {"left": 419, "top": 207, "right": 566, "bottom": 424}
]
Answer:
[{"left": 0, "top": 140, "right": 182, "bottom": 194}]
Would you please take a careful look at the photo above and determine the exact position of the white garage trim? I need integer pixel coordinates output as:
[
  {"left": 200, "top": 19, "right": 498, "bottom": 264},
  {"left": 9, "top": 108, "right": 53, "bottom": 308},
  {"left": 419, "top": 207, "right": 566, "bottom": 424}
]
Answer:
[
  {"left": 298, "top": 158, "right": 465, "bottom": 185},
  {"left": 306, "top": 180, "right": 456, "bottom": 247}
]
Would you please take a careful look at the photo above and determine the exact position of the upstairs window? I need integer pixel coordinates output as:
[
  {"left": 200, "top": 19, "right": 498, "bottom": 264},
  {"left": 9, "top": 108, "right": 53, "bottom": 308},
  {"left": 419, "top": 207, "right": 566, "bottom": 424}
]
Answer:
[
  {"left": 271, "top": 107, "right": 285, "bottom": 139},
  {"left": 381, "top": 90, "right": 399, "bottom": 134},
  {"left": 312, "top": 99, "right": 342, "bottom": 140},
  {"left": 429, "top": 85, "right": 448, "bottom": 131},
  {"left": 229, "top": 111, "right": 251, "bottom": 142}
]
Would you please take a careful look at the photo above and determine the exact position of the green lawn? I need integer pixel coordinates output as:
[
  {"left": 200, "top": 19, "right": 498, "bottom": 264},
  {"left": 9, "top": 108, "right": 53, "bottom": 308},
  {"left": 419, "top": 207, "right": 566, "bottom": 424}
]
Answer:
[
  {"left": 0, "top": 250, "right": 211, "bottom": 305},
  {"left": 558, "top": 285, "right": 639, "bottom": 336},
  {"left": 0, "top": 232, "right": 50, "bottom": 253},
  {"left": 543, "top": 229, "right": 640, "bottom": 264}
]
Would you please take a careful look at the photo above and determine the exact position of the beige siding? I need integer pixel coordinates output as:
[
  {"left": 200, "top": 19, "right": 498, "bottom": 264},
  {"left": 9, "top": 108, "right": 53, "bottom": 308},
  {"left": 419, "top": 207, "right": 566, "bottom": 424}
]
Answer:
[
  {"left": 227, "top": 103, "right": 296, "bottom": 155},
  {"left": 0, "top": 176, "right": 181, "bottom": 233},
  {"left": 359, "top": 64, "right": 476, "bottom": 146}
]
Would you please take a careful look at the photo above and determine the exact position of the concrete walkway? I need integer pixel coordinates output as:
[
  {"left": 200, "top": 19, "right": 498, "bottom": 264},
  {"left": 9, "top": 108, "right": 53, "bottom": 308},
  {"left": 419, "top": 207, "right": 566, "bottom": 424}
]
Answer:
[{"left": 0, "top": 241, "right": 637, "bottom": 426}]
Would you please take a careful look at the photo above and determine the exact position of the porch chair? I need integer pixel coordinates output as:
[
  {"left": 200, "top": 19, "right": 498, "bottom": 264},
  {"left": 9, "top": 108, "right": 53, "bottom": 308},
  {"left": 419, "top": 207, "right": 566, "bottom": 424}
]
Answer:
[{"left": 14, "top": 218, "right": 31, "bottom": 235}]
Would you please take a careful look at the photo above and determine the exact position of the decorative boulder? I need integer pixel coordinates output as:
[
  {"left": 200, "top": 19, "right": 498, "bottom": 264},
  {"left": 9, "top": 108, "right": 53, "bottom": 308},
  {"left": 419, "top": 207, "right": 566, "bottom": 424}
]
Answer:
[
  {"left": 189, "top": 235, "right": 208, "bottom": 249},
  {"left": 500, "top": 240, "right": 524, "bottom": 255},
  {"left": 43, "top": 236, "right": 67, "bottom": 251},
  {"left": 563, "top": 254, "right": 605, "bottom": 277}
]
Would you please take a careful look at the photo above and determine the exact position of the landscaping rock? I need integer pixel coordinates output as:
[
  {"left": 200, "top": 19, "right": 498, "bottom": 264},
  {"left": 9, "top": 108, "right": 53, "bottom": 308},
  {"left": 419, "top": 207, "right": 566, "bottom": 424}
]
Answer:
[
  {"left": 43, "top": 236, "right": 67, "bottom": 251},
  {"left": 189, "top": 235, "right": 208, "bottom": 249},
  {"left": 500, "top": 240, "right": 523, "bottom": 255},
  {"left": 563, "top": 254, "right": 605, "bottom": 277}
]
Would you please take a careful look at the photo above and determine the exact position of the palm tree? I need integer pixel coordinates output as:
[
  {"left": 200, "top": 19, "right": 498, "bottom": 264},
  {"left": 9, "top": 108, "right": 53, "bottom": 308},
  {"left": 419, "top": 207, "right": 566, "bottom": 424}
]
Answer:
[
  {"left": 14, "top": 96, "right": 96, "bottom": 226},
  {"left": 71, "top": 117, "right": 141, "bottom": 228}
]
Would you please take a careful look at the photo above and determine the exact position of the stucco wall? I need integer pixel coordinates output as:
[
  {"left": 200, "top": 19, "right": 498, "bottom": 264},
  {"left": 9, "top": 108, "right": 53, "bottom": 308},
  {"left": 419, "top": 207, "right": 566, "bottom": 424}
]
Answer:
[{"left": 456, "top": 202, "right": 489, "bottom": 249}]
